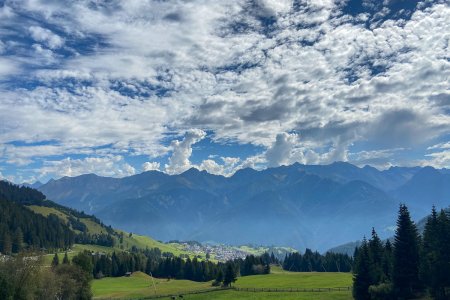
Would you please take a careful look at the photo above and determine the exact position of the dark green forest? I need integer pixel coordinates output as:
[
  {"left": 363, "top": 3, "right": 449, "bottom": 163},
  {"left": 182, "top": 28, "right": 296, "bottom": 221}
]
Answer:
[
  {"left": 283, "top": 249, "right": 353, "bottom": 272},
  {"left": 353, "top": 204, "right": 450, "bottom": 300},
  {"left": 0, "top": 196, "right": 74, "bottom": 253}
]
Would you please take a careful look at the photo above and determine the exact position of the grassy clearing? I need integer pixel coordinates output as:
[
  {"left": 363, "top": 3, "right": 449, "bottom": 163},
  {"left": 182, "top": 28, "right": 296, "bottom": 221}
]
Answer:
[
  {"left": 235, "top": 271, "right": 352, "bottom": 289},
  {"left": 28, "top": 205, "right": 69, "bottom": 223},
  {"left": 29, "top": 204, "right": 189, "bottom": 257},
  {"left": 92, "top": 270, "right": 353, "bottom": 299},
  {"left": 42, "top": 244, "right": 116, "bottom": 265},
  {"left": 92, "top": 272, "right": 213, "bottom": 299},
  {"left": 118, "top": 231, "right": 186, "bottom": 255}
]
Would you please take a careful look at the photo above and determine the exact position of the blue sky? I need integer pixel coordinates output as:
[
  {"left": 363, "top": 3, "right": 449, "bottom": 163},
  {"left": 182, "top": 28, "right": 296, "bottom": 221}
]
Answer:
[{"left": 0, "top": 0, "right": 449, "bottom": 183}]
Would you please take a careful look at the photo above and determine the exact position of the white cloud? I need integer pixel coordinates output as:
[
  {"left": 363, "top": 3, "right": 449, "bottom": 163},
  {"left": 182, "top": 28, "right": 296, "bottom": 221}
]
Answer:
[
  {"left": 0, "top": 58, "right": 19, "bottom": 78},
  {"left": 39, "top": 155, "right": 136, "bottom": 178},
  {"left": 165, "top": 129, "right": 206, "bottom": 175},
  {"left": 142, "top": 161, "right": 160, "bottom": 172},
  {"left": 265, "top": 132, "right": 299, "bottom": 167},
  {"left": 29, "top": 26, "right": 64, "bottom": 49},
  {"left": 198, "top": 156, "right": 241, "bottom": 176},
  {"left": 422, "top": 150, "right": 450, "bottom": 169},
  {"left": 428, "top": 141, "right": 450, "bottom": 150},
  {"left": 0, "top": 1, "right": 449, "bottom": 179}
]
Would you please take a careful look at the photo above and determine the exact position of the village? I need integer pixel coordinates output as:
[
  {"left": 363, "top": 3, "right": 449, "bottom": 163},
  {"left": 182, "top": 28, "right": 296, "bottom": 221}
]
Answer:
[{"left": 179, "top": 242, "right": 251, "bottom": 262}]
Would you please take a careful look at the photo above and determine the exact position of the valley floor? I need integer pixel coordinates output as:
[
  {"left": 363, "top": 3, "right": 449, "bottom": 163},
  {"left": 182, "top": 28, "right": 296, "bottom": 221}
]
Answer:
[{"left": 92, "top": 267, "right": 353, "bottom": 299}]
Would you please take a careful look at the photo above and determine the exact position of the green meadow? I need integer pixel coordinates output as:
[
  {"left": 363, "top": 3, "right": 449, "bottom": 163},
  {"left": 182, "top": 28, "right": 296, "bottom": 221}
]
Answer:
[
  {"left": 92, "top": 268, "right": 353, "bottom": 299},
  {"left": 92, "top": 272, "right": 214, "bottom": 299}
]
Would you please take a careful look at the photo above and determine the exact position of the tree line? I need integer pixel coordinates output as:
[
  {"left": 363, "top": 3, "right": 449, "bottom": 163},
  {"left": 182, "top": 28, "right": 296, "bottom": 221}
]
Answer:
[
  {"left": 57, "top": 247, "right": 276, "bottom": 285},
  {"left": 283, "top": 248, "right": 353, "bottom": 272},
  {"left": 353, "top": 204, "right": 450, "bottom": 300}
]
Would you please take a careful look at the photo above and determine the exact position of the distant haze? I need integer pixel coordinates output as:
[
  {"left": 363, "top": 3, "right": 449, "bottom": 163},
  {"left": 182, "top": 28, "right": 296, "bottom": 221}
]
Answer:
[{"left": 38, "top": 162, "right": 450, "bottom": 252}]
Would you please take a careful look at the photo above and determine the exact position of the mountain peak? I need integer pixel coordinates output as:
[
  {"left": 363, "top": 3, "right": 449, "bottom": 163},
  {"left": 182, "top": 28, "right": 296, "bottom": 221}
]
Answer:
[{"left": 181, "top": 167, "right": 202, "bottom": 175}]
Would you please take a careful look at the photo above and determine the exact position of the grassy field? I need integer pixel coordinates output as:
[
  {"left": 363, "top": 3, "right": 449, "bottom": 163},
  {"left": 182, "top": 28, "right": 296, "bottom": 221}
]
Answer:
[
  {"left": 92, "top": 272, "right": 214, "bottom": 299},
  {"left": 28, "top": 205, "right": 70, "bottom": 223},
  {"left": 235, "top": 269, "right": 352, "bottom": 289},
  {"left": 42, "top": 244, "right": 116, "bottom": 264},
  {"left": 92, "top": 268, "right": 353, "bottom": 299}
]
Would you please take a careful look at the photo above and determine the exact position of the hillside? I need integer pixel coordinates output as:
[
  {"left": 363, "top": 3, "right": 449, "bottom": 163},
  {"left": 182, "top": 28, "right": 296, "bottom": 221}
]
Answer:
[
  {"left": 0, "top": 180, "right": 75, "bottom": 253},
  {"left": 0, "top": 180, "right": 186, "bottom": 257},
  {"left": 2, "top": 180, "right": 280, "bottom": 261},
  {"left": 35, "top": 162, "right": 450, "bottom": 251}
]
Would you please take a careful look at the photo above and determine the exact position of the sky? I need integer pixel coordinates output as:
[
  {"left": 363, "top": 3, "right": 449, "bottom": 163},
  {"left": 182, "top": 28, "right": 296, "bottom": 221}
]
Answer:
[{"left": 0, "top": 0, "right": 449, "bottom": 183}]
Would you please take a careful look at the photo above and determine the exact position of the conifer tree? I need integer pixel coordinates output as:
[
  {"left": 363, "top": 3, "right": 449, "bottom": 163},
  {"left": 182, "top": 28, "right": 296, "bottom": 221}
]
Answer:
[
  {"left": 392, "top": 204, "right": 421, "bottom": 299},
  {"left": 420, "top": 206, "right": 438, "bottom": 292},
  {"left": 223, "top": 263, "right": 237, "bottom": 287},
  {"left": 368, "top": 228, "right": 384, "bottom": 284},
  {"left": 63, "top": 252, "right": 70, "bottom": 264},
  {"left": 353, "top": 238, "right": 371, "bottom": 300},
  {"left": 382, "top": 239, "right": 393, "bottom": 281},
  {"left": 12, "top": 228, "right": 23, "bottom": 253},
  {"left": 52, "top": 253, "right": 60, "bottom": 268},
  {"left": 426, "top": 209, "right": 450, "bottom": 299}
]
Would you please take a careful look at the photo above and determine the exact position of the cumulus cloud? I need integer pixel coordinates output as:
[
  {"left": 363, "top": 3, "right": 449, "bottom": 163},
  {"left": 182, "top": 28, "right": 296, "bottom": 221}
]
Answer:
[
  {"left": 198, "top": 156, "right": 241, "bottom": 176},
  {"left": 165, "top": 129, "right": 206, "bottom": 175},
  {"left": 142, "top": 161, "right": 161, "bottom": 172},
  {"left": 265, "top": 132, "right": 299, "bottom": 167}
]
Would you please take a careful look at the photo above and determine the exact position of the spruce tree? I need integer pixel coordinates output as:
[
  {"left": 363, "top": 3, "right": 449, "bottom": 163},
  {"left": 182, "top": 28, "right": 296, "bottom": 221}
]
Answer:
[
  {"left": 63, "top": 252, "right": 70, "bottom": 264},
  {"left": 392, "top": 204, "right": 421, "bottom": 299},
  {"left": 368, "top": 228, "right": 384, "bottom": 284},
  {"left": 12, "top": 228, "right": 23, "bottom": 253},
  {"left": 213, "top": 268, "right": 224, "bottom": 286},
  {"left": 433, "top": 209, "right": 450, "bottom": 299},
  {"left": 382, "top": 239, "right": 393, "bottom": 281},
  {"left": 420, "top": 206, "right": 438, "bottom": 293},
  {"left": 353, "top": 238, "right": 371, "bottom": 300},
  {"left": 223, "top": 263, "right": 237, "bottom": 287},
  {"left": 52, "top": 253, "right": 60, "bottom": 267}
]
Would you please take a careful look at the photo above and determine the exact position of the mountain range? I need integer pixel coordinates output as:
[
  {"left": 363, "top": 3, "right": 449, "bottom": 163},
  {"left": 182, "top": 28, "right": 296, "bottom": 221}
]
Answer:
[{"left": 37, "top": 162, "right": 450, "bottom": 252}]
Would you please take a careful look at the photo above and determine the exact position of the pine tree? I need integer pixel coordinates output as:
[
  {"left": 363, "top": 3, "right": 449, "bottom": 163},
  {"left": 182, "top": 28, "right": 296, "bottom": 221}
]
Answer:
[
  {"left": 382, "top": 239, "right": 393, "bottom": 281},
  {"left": 223, "top": 263, "right": 237, "bottom": 287},
  {"left": 353, "top": 238, "right": 371, "bottom": 300},
  {"left": 420, "top": 206, "right": 438, "bottom": 293},
  {"left": 63, "top": 252, "right": 70, "bottom": 264},
  {"left": 12, "top": 228, "right": 23, "bottom": 253},
  {"left": 417, "top": 207, "right": 450, "bottom": 299},
  {"left": 368, "top": 228, "right": 384, "bottom": 284},
  {"left": 392, "top": 204, "right": 421, "bottom": 299},
  {"left": 52, "top": 253, "right": 60, "bottom": 267},
  {"left": 212, "top": 268, "right": 224, "bottom": 286}
]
